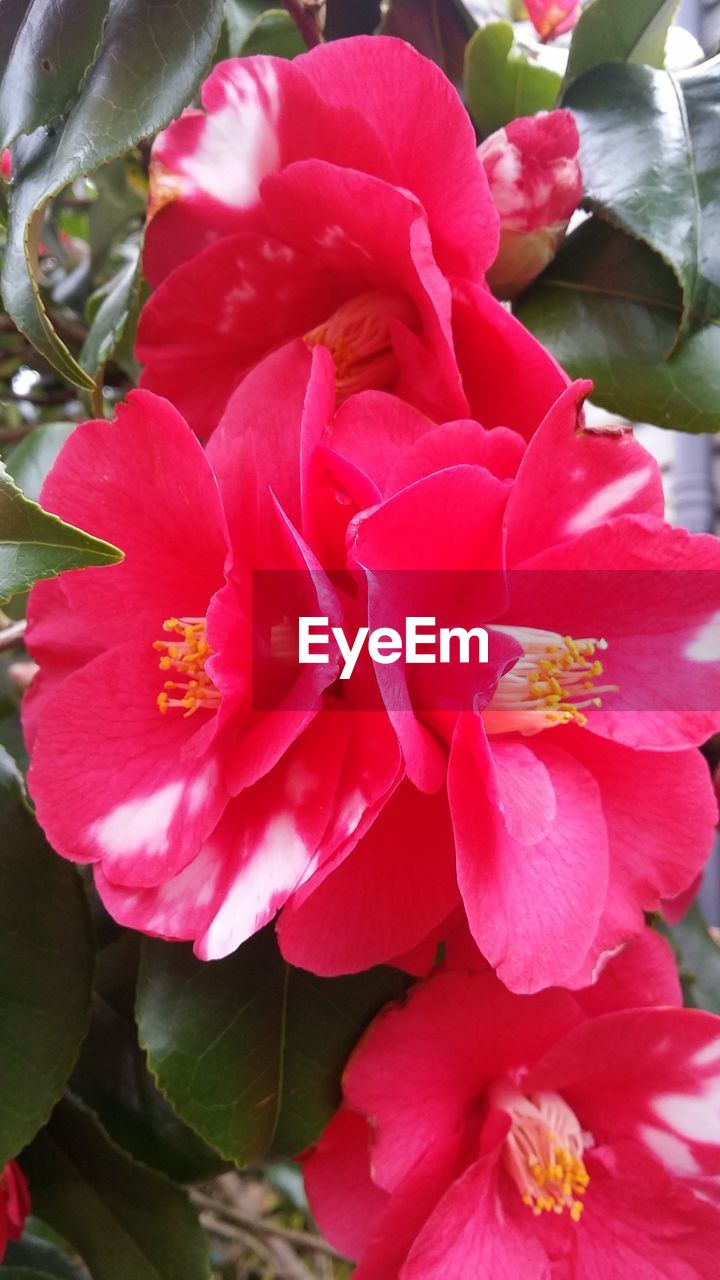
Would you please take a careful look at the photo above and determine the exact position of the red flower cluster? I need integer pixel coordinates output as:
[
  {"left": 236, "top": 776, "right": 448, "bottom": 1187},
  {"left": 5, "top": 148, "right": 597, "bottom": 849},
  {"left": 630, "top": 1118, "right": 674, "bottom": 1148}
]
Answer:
[{"left": 22, "top": 36, "right": 720, "bottom": 1273}]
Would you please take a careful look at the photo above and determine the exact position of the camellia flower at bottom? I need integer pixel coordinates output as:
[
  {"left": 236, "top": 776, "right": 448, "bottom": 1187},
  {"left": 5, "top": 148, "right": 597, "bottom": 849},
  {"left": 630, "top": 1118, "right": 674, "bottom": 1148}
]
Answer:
[
  {"left": 0, "top": 1161, "right": 30, "bottom": 1260},
  {"left": 304, "top": 932, "right": 720, "bottom": 1278}
]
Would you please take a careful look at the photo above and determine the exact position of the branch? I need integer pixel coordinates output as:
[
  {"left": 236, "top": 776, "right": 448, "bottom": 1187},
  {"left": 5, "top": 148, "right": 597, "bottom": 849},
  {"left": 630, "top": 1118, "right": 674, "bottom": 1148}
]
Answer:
[
  {"left": 282, "top": 0, "right": 324, "bottom": 47},
  {"left": 191, "top": 1190, "right": 343, "bottom": 1260},
  {"left": 0, "top": 619, "right": 27, "bottom": 653}
]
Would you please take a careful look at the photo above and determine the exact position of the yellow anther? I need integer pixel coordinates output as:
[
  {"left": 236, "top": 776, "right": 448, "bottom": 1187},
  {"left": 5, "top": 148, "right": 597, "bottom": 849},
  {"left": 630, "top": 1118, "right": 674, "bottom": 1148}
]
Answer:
[
  {"left": 496, "top": 1087, "right": 591, "bottom": 1225},
  {"left": 153, "top": 616, "right": 221, "bottom": 718}
]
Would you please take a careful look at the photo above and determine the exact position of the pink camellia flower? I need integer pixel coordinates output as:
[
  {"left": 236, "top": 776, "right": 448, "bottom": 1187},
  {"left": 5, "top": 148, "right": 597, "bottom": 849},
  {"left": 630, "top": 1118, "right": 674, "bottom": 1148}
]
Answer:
[
  {"left": 479, "top": 110, "right": 583, "bottom": 298},
  {"left": 0, "top": 1161, "right": 30, "bottom": 1260},
  {"left": 136, "top": 37, "right": 566, "bottom": 438},
  {"left": 1, "top": 149, "right": 11, "bottom": 182},
  {"left": 525, "top": 0, "right": 581, "bottom": 42},
  {"left": 276, "top": 373, "right": 720, "bottom": 992},
  {"left": 304, "top": 930, "right": 720, "bottom": 1279},
  {"left": 22, "top": 378, "right": 405, "bottom": 959},
  {"left": 23, "top": 355, "right": 720, "bottom": 987}
]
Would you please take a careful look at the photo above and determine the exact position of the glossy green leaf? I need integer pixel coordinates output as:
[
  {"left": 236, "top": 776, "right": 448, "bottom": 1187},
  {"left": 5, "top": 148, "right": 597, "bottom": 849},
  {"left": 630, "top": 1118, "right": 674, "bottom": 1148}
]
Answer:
[
  {"left": 0, "top": 0, "right": 110, "bottom": 151},
  {"left": 514, "top": 218, "right": 720, "bottom": 433},
  {"left": 465, "top": 22, "right": 561, "bottom": 137},
  {"left": 71, "top": 934, "right": 228, "bottom": 1184},
  {"left": 564, "top": 0, "right": 678, "bottom": 85},
  {"left": 80, "top": 246, "right": 142, "bottom": 378},
  {"left": 137, "top": 928, "right": 409, "bottom": 1166},
  {"left": 676, "top": 59, "right": 720, "bottom": 325},
  {"left": 6, "top": 423, "right": 77, "bottom": 504},
  {"left": 663, "top": 904, "right": 720, "bottom": 1014},
  {"left": 565, "top": 60, "right": 720, "bottom": 342},
  {"left": 0, "top": 750, "right": 93, "bottom": 1166},
  {"left": 238, "top": 10, "right": 305, "bottom": 58},
  {"left": 3, "top": 1235, "right": 87, "bottom": 1280},
  {"left": 1, "top": 0, "right": 224, "bottom": 389},
  {"left": 0, "top": 459, "right": 122, "bottom": 604},
  {"left": 20, "top": 1096, "right": 210, "bottom": 1280},
  {"left": 381, "top": 0, "right": 476, "bottom": 86}
]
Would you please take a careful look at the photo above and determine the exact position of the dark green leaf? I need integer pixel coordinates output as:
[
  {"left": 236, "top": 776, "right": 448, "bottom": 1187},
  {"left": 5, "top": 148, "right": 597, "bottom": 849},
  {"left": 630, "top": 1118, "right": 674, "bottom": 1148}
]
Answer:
[
  {"left": 662, "top": 904, "right": 720, "bottom": 1014},
  {"left": 71, "top": 935, "right": 228, "bottom": 1183},
  {"left": 0, "top": 1, "right": 110, "bottom": 151},
  {"left": 677, "top": 59, "right": 720, "bottom": 324},
  {"left": 20, "top": 1096, "right": 210, "bottom": 1280},
  {"left": 564, "top": 0, "right": 678, "bottom": 85},
  {"left": 465, "top": 21, "right": 561, "bottom": 137},
  {"left": 566, "top": 60, "right": 720, "bottom": 341},
  {"left": 381, "top": 0, "right": 476, "bottom": 87},
  {"left": 514, "top": 218, "right": 720, "bottom": 433},
  {"left": 0, "top": 749, "right": 93, "bottom": 1166},
  {"left": 3, "top": 1234, "right": 87, "bottom": 1280},
  {"left": 1, "top": 0, "right": 224, "bottom": 388},
  {"left": 324, "top": 0, "right": 381, "bottom": 38},
  {"left": 238, "top": 10, "right": 305, "bottom": 58},
  {"left": 80, "top": 245, "right": 142, "bottom": 378},
  {"left": 0, "top": 1269, "right": 60, "bottom": 1278},
  {"left": 137, "top": 928, "right": 409, "bottom": 1165},
  {"left": 6, "top": 423, "right": 77, "bottom": 504},
  {"left": 0, "top": 3, "right": 32, "bottom": 71},
  {"left": 0, "top": 459, "right": 122, "bottom": 604}
]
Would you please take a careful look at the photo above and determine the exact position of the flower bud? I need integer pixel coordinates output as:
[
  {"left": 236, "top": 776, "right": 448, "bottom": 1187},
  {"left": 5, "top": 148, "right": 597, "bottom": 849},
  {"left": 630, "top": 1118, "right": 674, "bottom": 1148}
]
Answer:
[
  {"left": 525, "top": 0, "right": 581, "bottom": 41},
  {"left": 479, "top": 109, "right": 582, "bottom": 299}
]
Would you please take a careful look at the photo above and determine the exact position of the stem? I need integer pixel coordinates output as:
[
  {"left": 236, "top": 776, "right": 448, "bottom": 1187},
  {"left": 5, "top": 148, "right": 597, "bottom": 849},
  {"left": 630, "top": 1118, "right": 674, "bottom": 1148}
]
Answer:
[
  {"left": 190, "top": 1191, "right": 343, "bottom": 1260},
  {"left": 282, "top": 0, "right": 324, "bottom": 47},
  {"left": 90, "top": 377, "right": 104, "bottom": 419},
  {"left": 0, "top": 619, "right": 27, "bottom": 652}
]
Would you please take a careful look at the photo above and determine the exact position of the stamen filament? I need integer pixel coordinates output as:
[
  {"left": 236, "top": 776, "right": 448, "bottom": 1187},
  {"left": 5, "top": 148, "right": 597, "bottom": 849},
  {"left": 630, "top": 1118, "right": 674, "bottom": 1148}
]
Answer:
[{"left": 485, "top": 627, "right": 619, "bottom": 734}]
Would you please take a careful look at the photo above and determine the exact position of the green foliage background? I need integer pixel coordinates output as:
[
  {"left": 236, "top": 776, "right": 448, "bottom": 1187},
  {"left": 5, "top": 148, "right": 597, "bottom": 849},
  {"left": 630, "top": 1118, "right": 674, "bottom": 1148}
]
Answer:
[{"left": 1, "top": 2, "right": 719, "bottom": 1276}]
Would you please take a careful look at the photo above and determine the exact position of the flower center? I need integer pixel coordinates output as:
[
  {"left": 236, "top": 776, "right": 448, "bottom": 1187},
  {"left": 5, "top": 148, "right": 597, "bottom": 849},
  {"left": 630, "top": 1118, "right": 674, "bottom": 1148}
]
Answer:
[
  {"left": 483, "top": 626, "right": 618, "bottom": 735},
  {"left": 305, "top": 290, "right": 416, "bottom": 400},
  {"left": 496, "top": 1087, "right": 590, "bottom": 1222},
  {"left": 153, "top": 617, "right": 221, "bottom": 717}
]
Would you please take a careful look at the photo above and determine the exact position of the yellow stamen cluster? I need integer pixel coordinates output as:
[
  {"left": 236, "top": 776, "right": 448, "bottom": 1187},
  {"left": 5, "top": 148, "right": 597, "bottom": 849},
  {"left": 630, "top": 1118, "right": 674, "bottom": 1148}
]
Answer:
[
  {"left": 523, "top": 1141, "right": 590, "bottom": 1222},
  {"left": 488, "top": 627, "right": 619, "bottom": 731},
  {"left": 305, "top": 291, "right": 416, "bottom": 400},
  {"left": 154, "top": 617, "right": 221, "bottom": 717},
  {"left": 527, "top": 636, "right": 608, "bottom": 728},
  {"left": 496, "top": 1086, "right": 592, "bottom": 1225}
]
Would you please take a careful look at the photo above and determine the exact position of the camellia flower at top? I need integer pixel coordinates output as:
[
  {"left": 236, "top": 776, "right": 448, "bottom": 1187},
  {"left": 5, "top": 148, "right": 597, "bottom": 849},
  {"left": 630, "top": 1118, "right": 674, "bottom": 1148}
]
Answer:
[
  {"left": 136, "top": 37, "right": 566, "bottom": 438},
  {"left": 0, "top": 1161, "right": 30, "bottom": 1261},
  {"left": 525, "top": 0, "right": 581, "bottom": 42},
  {"left": 23, "top": 341, "right": 720, "bottom": 993},
  {"left": 304, "top": 931, "right": 720, "bottom": 1278}
]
